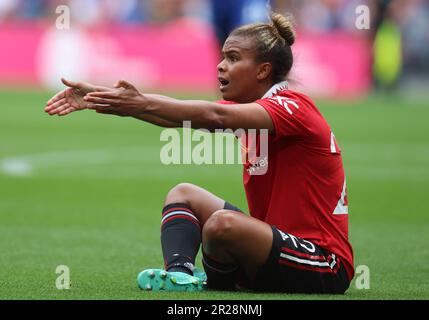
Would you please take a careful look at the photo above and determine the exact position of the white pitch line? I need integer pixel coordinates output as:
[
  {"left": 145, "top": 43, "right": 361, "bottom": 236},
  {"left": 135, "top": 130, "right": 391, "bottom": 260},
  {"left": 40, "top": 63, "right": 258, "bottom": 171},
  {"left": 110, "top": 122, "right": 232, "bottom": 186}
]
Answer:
[
  {"left": 1, "top": 143, "right": 429, "bottom": 180},
  {"left": 0, "top": 147, "right": 160, "bottom": 176}
]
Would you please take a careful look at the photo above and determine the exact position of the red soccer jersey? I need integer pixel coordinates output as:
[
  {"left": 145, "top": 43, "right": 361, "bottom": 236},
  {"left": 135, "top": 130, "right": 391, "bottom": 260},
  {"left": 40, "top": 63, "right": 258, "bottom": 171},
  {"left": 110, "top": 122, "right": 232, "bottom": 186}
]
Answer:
[{"left": 234, "top": 83, "right": 354, "bottom": 281}]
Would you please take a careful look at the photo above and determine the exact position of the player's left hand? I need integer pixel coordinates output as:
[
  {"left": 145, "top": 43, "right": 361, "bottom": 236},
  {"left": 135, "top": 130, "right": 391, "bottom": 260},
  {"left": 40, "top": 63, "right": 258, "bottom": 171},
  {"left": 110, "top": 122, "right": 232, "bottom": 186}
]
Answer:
[{"left": 84, "top": 80, "right": 146, "bottom": 117}]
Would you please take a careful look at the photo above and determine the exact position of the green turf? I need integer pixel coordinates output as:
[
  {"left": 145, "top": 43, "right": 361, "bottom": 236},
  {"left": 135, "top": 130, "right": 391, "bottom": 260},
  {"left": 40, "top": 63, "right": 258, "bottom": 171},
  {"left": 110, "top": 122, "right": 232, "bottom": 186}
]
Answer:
[{"left": 0, "top": 89, "right": 428, "bottom": 300}]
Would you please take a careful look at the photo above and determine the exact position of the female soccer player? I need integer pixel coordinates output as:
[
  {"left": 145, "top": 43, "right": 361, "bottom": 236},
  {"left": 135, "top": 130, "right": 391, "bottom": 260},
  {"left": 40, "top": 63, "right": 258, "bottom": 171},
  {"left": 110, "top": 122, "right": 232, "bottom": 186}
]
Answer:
[{"left": 45, "top": 13, "right": 353, "bottom": 294}]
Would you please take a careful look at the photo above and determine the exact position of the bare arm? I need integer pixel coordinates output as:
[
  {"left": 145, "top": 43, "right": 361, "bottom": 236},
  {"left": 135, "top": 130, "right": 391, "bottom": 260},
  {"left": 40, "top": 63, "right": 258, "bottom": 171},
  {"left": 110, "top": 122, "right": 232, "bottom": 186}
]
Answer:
[
  {"left": 96, "top": 93, "right": 182, "bottom": 128},
  {"left": 127, "top": 94, "right": 182, "bottom": 128},
  {"left": 85, "top": 81, "right": 274, "bottom": 133},
  {"left": 45, "top": 79, "right": 181, "bottom": 128}
]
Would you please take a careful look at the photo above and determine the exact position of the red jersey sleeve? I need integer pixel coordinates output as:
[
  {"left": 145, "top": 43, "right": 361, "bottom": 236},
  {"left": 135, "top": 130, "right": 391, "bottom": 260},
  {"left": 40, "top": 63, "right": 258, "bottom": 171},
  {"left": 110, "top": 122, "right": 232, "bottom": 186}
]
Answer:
[{"left": 256, "top": 93, "right": 309, "bottom": 139}]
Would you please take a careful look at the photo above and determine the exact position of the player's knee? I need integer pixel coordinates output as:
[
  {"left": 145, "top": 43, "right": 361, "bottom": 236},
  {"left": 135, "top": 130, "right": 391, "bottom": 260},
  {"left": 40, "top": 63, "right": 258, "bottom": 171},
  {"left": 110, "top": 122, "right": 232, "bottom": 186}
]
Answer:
[
  {"left": 203, "top": 210, "right": 237, "bottom": 244},
  {"left": 164, "top": 182, "right": 197, "bottom": 205}
]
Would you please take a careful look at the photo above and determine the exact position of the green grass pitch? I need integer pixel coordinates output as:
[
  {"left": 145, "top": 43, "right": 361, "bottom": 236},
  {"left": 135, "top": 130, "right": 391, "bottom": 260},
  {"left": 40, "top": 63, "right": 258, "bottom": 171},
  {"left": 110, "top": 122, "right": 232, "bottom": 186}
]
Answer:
[{"left": 0, "top": 89, "right": 428, "bottom": 300}]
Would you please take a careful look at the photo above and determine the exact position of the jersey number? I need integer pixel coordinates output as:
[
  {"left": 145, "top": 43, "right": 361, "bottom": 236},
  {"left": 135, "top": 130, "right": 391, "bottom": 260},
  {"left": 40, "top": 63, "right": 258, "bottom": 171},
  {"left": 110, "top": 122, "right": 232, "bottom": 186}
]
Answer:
[
  {"left": 330, "top": 131, "right": 339, "bottom": 153},
  {"left": 333, "top": 179, "right": 348, "bottom": 214}
]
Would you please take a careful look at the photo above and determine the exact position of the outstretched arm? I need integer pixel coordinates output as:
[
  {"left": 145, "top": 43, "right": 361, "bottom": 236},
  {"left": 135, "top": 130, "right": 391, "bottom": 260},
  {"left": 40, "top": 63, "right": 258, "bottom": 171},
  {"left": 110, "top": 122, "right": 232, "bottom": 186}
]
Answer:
[
  {"left": 84, "top": 80, "right": 274, "bottom": 133},
  {"left": 44, "top": 79, "right": 181, "bottom": 128}
]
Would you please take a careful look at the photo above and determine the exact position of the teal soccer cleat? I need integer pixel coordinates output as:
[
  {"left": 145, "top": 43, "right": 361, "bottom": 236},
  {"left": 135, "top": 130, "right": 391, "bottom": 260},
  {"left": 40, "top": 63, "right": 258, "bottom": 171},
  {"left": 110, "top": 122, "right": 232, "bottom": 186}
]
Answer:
[
  {"left": 137, "top": 268, "right": 207, "bottom": 292},
  {"left": 192, "top": 267, "right": 207, "bottom": 283}
]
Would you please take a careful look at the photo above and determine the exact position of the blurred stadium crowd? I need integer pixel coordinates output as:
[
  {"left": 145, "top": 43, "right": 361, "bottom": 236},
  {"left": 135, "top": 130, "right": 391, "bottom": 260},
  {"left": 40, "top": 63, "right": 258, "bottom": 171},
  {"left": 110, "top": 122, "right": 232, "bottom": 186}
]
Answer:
[{"left": 0, "top": 0, "right": 428, "bottom": 91}]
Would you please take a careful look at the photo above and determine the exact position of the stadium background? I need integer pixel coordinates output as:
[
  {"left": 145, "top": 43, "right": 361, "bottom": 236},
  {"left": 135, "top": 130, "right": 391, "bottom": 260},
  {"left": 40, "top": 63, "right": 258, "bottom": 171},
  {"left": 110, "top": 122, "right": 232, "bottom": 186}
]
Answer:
[{"left": 0, "top": 0, "right": 428, "bottom": 299}]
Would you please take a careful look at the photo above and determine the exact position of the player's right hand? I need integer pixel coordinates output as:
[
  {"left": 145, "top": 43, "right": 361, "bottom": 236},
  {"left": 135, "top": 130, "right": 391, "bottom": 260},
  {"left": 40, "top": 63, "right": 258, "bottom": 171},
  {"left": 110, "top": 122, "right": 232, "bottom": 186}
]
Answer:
[{"left": 44, "top": 78, "right": 108, "bottom": 116}]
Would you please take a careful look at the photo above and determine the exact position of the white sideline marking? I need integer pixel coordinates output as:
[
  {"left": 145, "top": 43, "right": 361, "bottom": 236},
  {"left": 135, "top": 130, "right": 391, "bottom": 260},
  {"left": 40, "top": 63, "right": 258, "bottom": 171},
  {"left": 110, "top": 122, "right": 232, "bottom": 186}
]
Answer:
[
  {"left": 2, "top": 159, "right": 31, "bottom": 176},
  {"left": 1, "top": 143, "right": 428, "bottom": 180},
  {"left": 1, "top": 147, "right": 160, "bottom": 176}
]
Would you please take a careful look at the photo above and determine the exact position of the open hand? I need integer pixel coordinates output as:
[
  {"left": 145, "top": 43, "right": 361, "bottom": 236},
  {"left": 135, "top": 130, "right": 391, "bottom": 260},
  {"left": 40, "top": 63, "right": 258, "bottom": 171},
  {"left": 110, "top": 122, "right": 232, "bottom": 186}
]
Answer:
[
  {"left": 84, "top": 80, "right": 146, "bottom": 117},
  {"left": 44, "top": 78, "right": 109, "bottom": 116}
]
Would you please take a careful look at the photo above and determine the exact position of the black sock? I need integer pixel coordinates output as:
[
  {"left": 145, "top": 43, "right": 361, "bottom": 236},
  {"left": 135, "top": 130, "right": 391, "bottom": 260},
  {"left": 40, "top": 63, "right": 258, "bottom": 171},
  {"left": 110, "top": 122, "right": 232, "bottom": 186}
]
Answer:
[
  {"left": 161, "top": 203, "right": 201, "bottom": 276},
  {"left": 202, "top": 251, "right": 239, "bottom": 291}
]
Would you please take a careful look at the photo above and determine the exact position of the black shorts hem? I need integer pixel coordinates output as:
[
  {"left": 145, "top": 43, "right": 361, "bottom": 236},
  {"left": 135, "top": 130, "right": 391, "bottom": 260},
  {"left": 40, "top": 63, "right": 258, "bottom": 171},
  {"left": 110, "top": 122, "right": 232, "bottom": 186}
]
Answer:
[{"left": 249, "top": 225, "right": 351, "bottom": 294}]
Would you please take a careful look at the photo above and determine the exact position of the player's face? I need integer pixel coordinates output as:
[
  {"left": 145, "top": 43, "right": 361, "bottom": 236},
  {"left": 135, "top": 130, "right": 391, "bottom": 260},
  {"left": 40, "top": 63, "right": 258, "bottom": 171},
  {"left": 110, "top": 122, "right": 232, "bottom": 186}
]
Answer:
[{"left": 217, "top": 36, "right": 262, "bottom": 103}]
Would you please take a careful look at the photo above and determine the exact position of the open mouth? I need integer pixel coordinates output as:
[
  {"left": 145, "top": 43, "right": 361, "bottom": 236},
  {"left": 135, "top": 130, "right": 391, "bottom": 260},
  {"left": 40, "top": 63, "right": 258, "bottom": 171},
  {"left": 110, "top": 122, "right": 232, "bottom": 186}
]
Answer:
[{"left": 218, "top": 77, "right": 230, "bottom": 89}]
